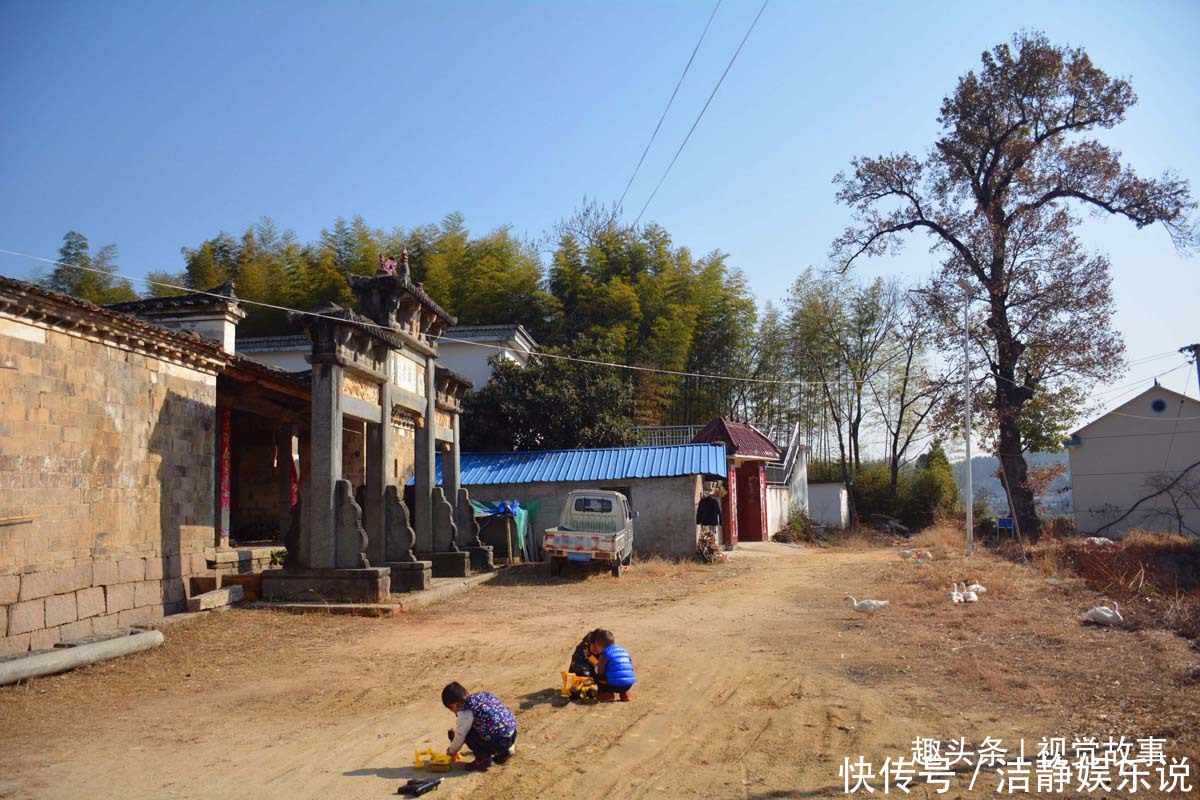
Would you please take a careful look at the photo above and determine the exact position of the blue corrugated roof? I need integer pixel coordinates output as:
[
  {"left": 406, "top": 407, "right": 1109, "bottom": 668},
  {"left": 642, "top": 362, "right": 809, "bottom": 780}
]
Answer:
[{"left": 407, "top": 443, "right": 727, "bottom": 486}]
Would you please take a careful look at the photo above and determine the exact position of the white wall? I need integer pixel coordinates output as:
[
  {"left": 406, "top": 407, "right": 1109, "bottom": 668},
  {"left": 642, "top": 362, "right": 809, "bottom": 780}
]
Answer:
[
  {"left": 1069, "top": 387, "right": 1200, "bottom": 536},
  {"left": 808, "top": 483, "right": 849, "bottom": 529},
  {"left": 436, "top": 342, "right": 523, "bottom": 391},
  {"left": 242, "top": 350, "right": 311, "bottom": 373},
  {"left": 766, "top": 486, "right": 791, "bottom": 534}
]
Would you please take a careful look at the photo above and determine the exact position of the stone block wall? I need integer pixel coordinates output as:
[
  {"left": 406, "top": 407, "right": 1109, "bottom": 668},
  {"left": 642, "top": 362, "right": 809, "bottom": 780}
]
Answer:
[
  {"left": 0, "top": 309, "right": 221, "bottom": 655},
  {"left": 0, "top": 553, "right": 209, "bottom": 656}
]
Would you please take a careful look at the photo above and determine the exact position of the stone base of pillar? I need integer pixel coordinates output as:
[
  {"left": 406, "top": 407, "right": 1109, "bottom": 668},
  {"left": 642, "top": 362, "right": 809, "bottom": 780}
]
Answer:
[
  {"left": 382, "top": 561, "right": 433, "bottom": 593},
  {"left": 463, "top": 545, "right": 494, "bottom": 572},
  {"left": 261, "top": 567, "right": 391, "bottom": 603},
  {"left": 417, "top": 551, "right": 471, "bottom": 578}
]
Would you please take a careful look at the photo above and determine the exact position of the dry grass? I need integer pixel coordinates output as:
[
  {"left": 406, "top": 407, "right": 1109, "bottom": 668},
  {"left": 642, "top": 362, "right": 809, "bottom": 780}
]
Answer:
[
  {"left": 862, "top": 541, "right": 1200, "bottom": 771},
  {"left": 1019, "top": 529, "right": 1200, "bottom": 640},
  {"left": 816, "top": 526, "right": 894, "bottom": 550},
  {"left": 909, "top": 523, "right": 970, "bottom": 560}
]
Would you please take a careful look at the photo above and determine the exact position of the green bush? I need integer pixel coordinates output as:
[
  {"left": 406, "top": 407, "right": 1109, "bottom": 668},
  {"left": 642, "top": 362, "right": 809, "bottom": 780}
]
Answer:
[{"left": 903, "top": 443, "right": 960, "bottom": 528}]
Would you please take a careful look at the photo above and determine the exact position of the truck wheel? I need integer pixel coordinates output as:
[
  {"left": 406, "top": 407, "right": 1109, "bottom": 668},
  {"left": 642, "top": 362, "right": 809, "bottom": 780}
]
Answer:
[
  {"left": 611, "top": 560, "right": 623, "bottom": 578},
  {"left": 550, "top": 556, "right": 565, "bottom": 577}
]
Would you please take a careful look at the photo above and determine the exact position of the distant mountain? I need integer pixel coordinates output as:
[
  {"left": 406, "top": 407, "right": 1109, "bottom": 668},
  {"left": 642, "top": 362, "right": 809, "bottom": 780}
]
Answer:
[{"left": 952, "top": 451, "right": 1072, "bottom": 516}]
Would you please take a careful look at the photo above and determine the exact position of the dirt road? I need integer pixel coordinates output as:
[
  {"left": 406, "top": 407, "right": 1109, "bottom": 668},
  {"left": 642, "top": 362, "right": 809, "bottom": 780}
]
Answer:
[{"left": 2, "top": 545, "right": 1197, "bottom": 799}]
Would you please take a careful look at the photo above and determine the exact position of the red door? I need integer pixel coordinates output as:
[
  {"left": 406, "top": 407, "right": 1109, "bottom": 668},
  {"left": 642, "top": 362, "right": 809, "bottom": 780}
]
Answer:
[{"left": 736, "top": 462, "right": 766, "bottom": 542}]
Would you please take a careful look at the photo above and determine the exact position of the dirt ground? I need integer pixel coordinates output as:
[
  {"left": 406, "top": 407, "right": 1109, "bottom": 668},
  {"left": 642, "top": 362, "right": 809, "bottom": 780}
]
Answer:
[{"left": 2, "top": 542, "right": 1197, "bottom": 800}]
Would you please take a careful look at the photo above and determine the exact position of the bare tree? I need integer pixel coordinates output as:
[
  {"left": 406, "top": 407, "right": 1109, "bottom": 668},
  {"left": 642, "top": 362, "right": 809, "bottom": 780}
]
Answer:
[
  {"left": 832, "top": 32, "right": 1195, "bottom": 538},
  {"left": 869, "top": 291, "right": 953, "bottom": 500}
]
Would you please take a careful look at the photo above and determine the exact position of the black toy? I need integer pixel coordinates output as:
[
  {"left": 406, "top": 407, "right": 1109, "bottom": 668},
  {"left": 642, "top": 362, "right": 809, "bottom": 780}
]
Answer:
[{"left": 397, "top": 777, "right": 443, "bottom": 796}]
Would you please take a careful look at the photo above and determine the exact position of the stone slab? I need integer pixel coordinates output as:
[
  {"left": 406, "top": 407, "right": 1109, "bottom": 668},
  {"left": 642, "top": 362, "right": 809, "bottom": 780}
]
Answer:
[
  {"left": 186, "top": 584, "right": 244, "bottom": 612},
  {"left": 44, "top": 592, "right": 77, "bottom": 627},
  {"left": 190, "top": 575, "right": 219, "bottom": 595},
  {"left": 245, "top": 570, "right": 499, "bottom": 616},
  {"left": 419, "top": 551, "right": 471, "bottom": 578},
  {"left": 117, "top": 558, "right": 145, "bottom": 583},
  {"left": 217, "top": 573, "right": 262, "bottom": 602},
  {"left": 464, "top": 545, "right": 494, "bottom": 573},
  {"left": 18, "top": 571, "right": 54, "bottom": 601},
  {"left": 91, "top": 560, "right": 119, "bottom": 586},
  {"left": 105, "top": 583, "right": 134, "bottom": 614},
  {"left": 382, "top": 561, "right": 433, "bottom": 593},
  {"left": 260, "top": 567, "right": 391, "bottom": 604},
  {"left": 0, "top": 633, "right": 32, "bottom": 657},
  {"left": 76, "top": 587, "right": 105, "bottom": 620},
  {"left": 30, "top": 626, "right": 61, "bottom": 651},
  {"left": 0, "top": 575, "right": 20, "bottom": 605},
  {"left": 8, "top": 599, "right": 44, "bottom": 636}
]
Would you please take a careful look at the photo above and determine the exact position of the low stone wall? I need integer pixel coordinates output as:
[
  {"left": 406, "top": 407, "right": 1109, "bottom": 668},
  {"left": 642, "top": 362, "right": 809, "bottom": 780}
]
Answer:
[{"left": 0, "top": 553, "right": 208, "bottom": 656}]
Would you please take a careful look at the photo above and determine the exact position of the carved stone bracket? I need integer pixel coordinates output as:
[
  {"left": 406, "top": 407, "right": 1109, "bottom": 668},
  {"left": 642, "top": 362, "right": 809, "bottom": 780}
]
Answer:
[
  {"left": 431, "top": 487, "right": 459, "bottom": 552},
  {"left": 457, "top": 488, "right": 483, "bottom": 548},
  {"left": 384, "top": 485, "right": 418, "bottom": 563},
  {"left": 334, "top": 479, "right": 370, "bottom": 569}
]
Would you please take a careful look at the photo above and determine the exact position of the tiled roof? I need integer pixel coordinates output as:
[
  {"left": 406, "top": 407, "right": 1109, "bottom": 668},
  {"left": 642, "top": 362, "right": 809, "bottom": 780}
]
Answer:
[
  {"left": 236, "top": 335, "right": 310, "bottom": 352},
  {"left": 691, "top": 417, "right": 781, "bottom": 460},
  {"left": 105, "top": 282, "right": 238, "bottom": 314},
  {"left": 442, "top": 324, "right": 538, "bottom": 349},
  {"left": 407, "top": 443, "right": 728, "bottom": 486}
]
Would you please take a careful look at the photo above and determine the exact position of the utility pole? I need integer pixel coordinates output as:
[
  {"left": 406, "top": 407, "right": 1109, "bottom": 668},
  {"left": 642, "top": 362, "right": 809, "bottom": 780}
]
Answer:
[
  {"left": 1181, "top": 344, "right": 1200, "bottom": 394},
  {"left": 958, "top": 279, "right": 974, "bottom": 557}
]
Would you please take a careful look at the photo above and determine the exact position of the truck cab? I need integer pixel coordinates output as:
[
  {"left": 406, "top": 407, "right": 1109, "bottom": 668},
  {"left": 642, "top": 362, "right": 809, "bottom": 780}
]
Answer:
[{"left": 544, "top": 489, "right": 636, "bottom": 577}]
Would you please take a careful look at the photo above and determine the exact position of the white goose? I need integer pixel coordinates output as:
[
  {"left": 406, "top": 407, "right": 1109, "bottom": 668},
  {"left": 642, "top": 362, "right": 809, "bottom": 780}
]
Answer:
[
  {"left": 898, "top": 549, "right": 917, "bottom": 560},
  {"left": 1083, "top": 602, "right": 1123, "bottom": 626},
  {"left": 845, "top": 595, "right": 890, "bottom": 615},
  {"left": 964, "top": 580, "right": 987, "bottom": 594},
  {"left": 947, "top": 583, "right": 964, "bottom": 603},
  {"left": 961, "top": 583, "right": 979, "bottom": 603}
]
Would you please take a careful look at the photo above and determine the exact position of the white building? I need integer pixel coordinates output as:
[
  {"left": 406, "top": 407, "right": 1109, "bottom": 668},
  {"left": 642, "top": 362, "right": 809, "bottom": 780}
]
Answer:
[
  {"left": 435, "top": 324, "right": 537, "bottom": 390},
  {"left": 237, "top": 324, "right": 537, "bottom": 391},
  {"left": 1066, "top": 384, "right": 1200, "bottom": 537}
]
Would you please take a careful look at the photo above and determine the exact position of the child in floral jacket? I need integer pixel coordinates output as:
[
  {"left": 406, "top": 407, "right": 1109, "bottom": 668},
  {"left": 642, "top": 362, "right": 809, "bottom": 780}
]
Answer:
[{"left": 442, "top": 681, "right": 518, "bottom": 771}]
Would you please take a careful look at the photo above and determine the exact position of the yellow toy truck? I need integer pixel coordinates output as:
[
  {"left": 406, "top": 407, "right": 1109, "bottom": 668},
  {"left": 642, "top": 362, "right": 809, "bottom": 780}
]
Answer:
[
  {"left": 561, "top": 670, "right": 598, "bottom": 701},
  {"left": 413, "top": 748, "right": 460, "bottom": 772}
]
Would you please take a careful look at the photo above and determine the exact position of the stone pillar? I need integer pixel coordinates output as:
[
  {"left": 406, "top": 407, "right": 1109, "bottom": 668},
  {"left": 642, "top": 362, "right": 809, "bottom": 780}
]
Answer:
[
  {"left": 449, "top": 414, "right": 462, "bottom": 515},
  {"left": 413, "top": 357, "right": 436, "bottom": 552},
  {"left": 217, "top": 407, "right": 232, "bottom": 549},
  {"left": 306, "top": 362, "right": 343, "bottom": 569},
  {"left": 442, "top": 441, "right": 459, "bottom": 524},
  {"left": 364, "top": 375, "right": 392, "bottom": 565},
  {"left": 277, "top": 424, "right": 296, "bottom": 544}
]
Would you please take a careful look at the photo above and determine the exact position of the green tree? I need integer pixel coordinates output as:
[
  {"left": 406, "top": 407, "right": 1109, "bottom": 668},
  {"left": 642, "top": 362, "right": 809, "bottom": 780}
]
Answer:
[
  {"left": 461, "top": 338, "right": 637, "bottom": 451},
  {"left": 903, "top": 442, "right": 960, "bottom": 528},
  {"left": 43, "top": 231, "right": 136, "bottom": 304}
]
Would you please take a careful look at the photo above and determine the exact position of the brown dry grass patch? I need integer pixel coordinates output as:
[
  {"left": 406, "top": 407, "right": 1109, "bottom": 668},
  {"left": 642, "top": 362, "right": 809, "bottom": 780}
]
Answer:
[
  {"left": 1020, "top": 530, "right": 1200, "bottom": 640},
  {"left": 859, "top": 538, "right": 1200, "bottom": 772}
]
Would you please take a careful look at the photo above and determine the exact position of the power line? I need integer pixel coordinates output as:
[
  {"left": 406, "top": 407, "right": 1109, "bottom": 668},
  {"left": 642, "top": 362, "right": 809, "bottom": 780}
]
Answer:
[
  {"left": 615, "top": 0, "right": 722, "bottom": 214},
  {"left": 632, "top": 0, "right": 769, "bottom": 227}
]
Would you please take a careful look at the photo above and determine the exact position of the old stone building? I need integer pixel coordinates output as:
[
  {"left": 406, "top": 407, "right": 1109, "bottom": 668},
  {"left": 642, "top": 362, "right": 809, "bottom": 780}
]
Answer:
[{"left": 0, "top": 261, "right": 476, "bottom": 656}]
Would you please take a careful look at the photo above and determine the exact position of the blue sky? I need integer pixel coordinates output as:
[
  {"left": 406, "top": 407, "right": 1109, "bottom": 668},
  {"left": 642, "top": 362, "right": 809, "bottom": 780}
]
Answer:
[{"left": 1, "top": 0, "right": 1197, "bottom": 409}]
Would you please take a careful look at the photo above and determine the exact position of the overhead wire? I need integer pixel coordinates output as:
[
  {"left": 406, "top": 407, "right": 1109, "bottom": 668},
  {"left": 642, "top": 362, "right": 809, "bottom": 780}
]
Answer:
[
  {"left": 632, "top": 0, "right": 769, "bottom": 227},
  {"left": 615, "top": 0, "right": 722, "bottom": 214},
  {"left": 0, "top": 247, "right": 858, "bottom": 388},
  {"left": 3, "top": 245, "right": 1192, "bottom": 409}
]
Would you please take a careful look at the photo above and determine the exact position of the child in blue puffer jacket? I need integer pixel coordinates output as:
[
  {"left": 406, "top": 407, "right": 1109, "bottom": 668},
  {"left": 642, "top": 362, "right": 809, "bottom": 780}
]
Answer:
[{"left": 590, "top": 629, "right": 635, "bottom": 702}]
